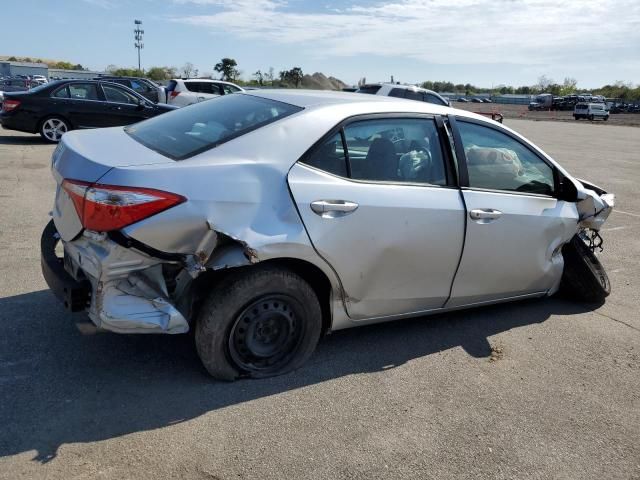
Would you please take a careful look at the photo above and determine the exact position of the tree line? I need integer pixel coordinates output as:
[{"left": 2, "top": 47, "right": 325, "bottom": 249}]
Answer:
[
  {"left": 421, "top": 75, "right": 640, "bottom": 101},
  {"left": 104, "top": 58, "right": 305, "bottom": 88}
]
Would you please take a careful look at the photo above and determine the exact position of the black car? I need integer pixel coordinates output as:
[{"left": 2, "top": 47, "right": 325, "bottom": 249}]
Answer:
[
  {"left": 0, "top": 79, "right": 176, "bottom": 142},
  {"left": 95, "top": 76, "right": 164, "bottom": 103}
]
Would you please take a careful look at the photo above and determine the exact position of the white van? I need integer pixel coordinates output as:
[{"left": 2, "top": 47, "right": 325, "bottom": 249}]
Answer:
[{"left": 574, "top": 103, "right": 609, "bottom": 121}]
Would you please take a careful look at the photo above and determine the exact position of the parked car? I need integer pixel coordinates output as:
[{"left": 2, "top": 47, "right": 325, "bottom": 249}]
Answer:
[
  {"left": 0, "top": 79, "right": 176, "bottom": 142},
  {"left": 574, "top": 103, "right": 609, "bottom": 121},
  {"left": 96, "top": 76, "right": 165, "bottom": 103},
  {"left": 41, "top": 90, "right": 614, "bottom": 380},
  {"left": 0, "top": 77, "right": 30, "bottom": 94},
  {"left": 166, "top": 78, "right": 244, "bottom": 107},
  {"left": 457, "top": 97, "right": 470, "bottom": 102},
  {"left": 355, "top": 83, "right": 450, "bottom": 106}
]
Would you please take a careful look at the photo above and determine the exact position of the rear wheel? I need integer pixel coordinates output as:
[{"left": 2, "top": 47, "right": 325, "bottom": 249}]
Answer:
[
  {"left": 195, "top": 266, "right": 322, "bottom": 380},
  {"left": 588, "top": 114, "right": 594, "bottom": 121},
  {"left": 39, "top": 117, "right": 69, "bottom": 143},
  {"left": 560, "top": 234, "right": 610, "bottom": 303},
  {"left": 604, "top": 116, "right": 609, "bottom": 121},
  {"left": 574, "top": 115, "right": 579, "bottom": 120}
]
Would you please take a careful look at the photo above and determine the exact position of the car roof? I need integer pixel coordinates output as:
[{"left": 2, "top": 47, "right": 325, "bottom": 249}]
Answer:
[{"left": 242, "top": 88, "right": 462, "bottom": 114}]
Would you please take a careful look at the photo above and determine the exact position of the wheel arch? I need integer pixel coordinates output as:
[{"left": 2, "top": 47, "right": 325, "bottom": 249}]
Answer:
[
  {"left": 38, "top": 113, "right": 74, "bottom": 132},
  {"left": 194, "top": 254, "right": 336, "bottom": 336}
]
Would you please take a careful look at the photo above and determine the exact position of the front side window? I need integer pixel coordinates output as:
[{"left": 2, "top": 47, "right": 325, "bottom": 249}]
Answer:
[
  {"left": 102, "top": 85, "right": 140, "bottom": 104},
  {"left": 343, "top": 118, "right": 447, "bottom": 185},
  {"left": 222, "top": 84, "right": 240, "bottom": 94},
  {"left": 425, "top": 93, "right": 447, "bottom": 106},
  {"left": 404, "top": 90, "right": 422, "bottom": 101},
  {"left": 457, "top": 121, "right": 554, "bottom": 195},
  {"left": 68, "top": 83, "right": 99, "bottom": 101},
  {"left": 126, "top": 94, "right": 302, "bottom": 160},
  {"left": 130, "top": 80, "right": 151, "bottom": 93}
]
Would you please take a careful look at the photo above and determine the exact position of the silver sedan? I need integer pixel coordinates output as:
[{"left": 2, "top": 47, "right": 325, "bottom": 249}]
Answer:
[{"left": 41, "top": 90, "right": 614, "bottom": 380}]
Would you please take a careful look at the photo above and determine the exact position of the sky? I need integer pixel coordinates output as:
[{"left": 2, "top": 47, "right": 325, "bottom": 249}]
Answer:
[{"left": 2, "top": 0, "right": 639, "bottom": 88}]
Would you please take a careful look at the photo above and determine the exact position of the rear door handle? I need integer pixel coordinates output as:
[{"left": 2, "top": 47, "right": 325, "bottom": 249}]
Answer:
[
  {"left": 311, "top": 200, "right": 358, "bottom": 217},
  {"left": 469, "top": 208, "right": 502, "bottom": 222}
]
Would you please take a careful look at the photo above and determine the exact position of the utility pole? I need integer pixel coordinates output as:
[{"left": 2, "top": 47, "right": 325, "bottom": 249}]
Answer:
[{"left": 134, "top": 19, "right": 144, "bottom": 74}]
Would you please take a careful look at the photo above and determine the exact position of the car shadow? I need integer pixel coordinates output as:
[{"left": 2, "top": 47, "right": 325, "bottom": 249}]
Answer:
[
  {"left": 0, "top": 289, "right": 596, "bottom": 463},
  {"left": 0, "top": 134, "right": 47, "bottom": 145}
]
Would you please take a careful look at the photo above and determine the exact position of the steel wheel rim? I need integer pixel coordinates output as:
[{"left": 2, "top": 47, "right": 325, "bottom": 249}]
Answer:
[
  {"left": 42, "top": 118, "right": 67, "bottom": 141},
  {"left": 228, "top": 294, "right": 305, "bottom": 374}
]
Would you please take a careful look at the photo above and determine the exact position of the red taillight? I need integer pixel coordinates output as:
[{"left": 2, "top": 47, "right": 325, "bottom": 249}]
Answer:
[
  {"left": 62, "top": 179, "right": 186, "bottom": 232},
  {"left": 2, "top": 99, "right": 21, "bottom": 111},
  {"left": 169, "top": 91, "right": 180, "bottom": 98}
]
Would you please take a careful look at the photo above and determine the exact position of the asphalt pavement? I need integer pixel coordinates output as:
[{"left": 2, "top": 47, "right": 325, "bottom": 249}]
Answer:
[{"left": 0, "top": 120, "right": 638, "bottom": 479}]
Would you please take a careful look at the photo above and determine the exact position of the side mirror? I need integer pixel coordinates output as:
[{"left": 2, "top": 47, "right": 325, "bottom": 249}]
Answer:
[{"left": 557, "top": 172, "right": 579, "bottom": 202}]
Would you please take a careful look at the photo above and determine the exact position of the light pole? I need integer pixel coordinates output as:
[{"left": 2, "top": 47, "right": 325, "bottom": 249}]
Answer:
[{"left": 134, "top": 19, "right": 144, "bottom": 74}]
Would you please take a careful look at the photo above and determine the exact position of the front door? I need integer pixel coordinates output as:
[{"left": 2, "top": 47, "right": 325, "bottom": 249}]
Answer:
[
  {"left": 288, "top": 116, "right": 466, "bottom": 320},
  {"left": 66, "top": 83, "right": 106, "bottom": 128},
  {"left": 447, "top": 118, "right": 578, "bottom": 307},
  {"left": 100, "top": 84, "right": 148, "bottom": 126}
]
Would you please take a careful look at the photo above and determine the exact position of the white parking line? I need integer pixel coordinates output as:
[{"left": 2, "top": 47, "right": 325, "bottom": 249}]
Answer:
[
  {"left": 602, "top": 226, "right": 627, "bottom": 232},
  {"left": 613, "top": 209, "right": 640, "bottom": 218}
]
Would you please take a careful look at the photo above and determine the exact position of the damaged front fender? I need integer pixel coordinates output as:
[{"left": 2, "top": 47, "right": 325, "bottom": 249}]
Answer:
[{"left": 575, "top": 179, "right": 615, "bottom": 231}]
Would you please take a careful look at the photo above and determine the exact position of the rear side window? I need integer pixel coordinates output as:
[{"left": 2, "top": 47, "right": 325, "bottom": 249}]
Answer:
[
  {"left": 166, "top": 80, "right": 177, "bottom": 93},
  {"left": 126, "top": 94, "right": 302, "bottom": 160},
  {"left": 357, "top": 85, "right": 382, "bottom": 95},
  {"left": 302, "top": 133, "right": 348, "bottom": 177},
  {"left": 51, "top": 86, "right": 70, "bottom": 98},
  {"left": 343, "top": 118, "right": 447, "bottom": 185},
  {"left": 388, "top": 88, "right": 406, "bottom": 98},
  {"left": 68, "top": 83, "right": 99, "bottom": 100}
]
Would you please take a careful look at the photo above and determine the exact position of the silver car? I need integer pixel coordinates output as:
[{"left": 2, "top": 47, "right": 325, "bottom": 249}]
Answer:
[{"left": 41, "top": 90, "right": 614, "bottom": 380}]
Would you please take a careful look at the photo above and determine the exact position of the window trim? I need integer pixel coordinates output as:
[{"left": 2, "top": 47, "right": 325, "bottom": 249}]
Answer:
[
  {"left": 449, "top": 115, "right": 559, "bottom": 198},
  {"left": 297, "top": 112, "right": 457, "bottom": 189}
]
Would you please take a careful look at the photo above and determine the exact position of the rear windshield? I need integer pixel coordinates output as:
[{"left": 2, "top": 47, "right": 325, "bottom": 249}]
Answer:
[{"left": 125, "top": 94, "right": 303, "bottom": 160}]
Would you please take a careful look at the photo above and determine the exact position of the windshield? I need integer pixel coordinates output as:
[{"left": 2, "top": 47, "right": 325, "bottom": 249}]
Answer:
[{"left": 125, "top": 94, "right": 302, "bottom": 160}]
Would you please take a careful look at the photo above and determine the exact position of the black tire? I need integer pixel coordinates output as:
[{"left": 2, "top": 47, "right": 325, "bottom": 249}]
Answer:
[
  {"left": 560, "top": 235, "right": 610, "bottom": 303},
  {"left": 195, "top": 266, "right": 322, "bottom": 381},
  {"left": 39, "top": 116, "right": 70, "bottom": 143},
  {"left": 588, "top": 114, "right": 594, "bottom": 121},
  {"left": 604, "top": 116, "right": 609, "bottom": 121},
  {"left": 574, "top": 115, "right": 579, "bottom": 120}
]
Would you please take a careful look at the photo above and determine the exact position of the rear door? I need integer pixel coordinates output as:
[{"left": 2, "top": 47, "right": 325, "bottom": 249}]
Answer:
[
  {"left": 66, "top": 83, "right": 108, "bottom": 128},
  {"left": 288, "top": 115, "right": 466, "bottom": 320},
  {"left": 446, "top": 117, "right": 578, "bottom": 307}
]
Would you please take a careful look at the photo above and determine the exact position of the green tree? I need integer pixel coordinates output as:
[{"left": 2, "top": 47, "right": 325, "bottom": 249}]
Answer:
[
  {"left": 288, "top": 67, "right": 303, "bottom": 87},
  {"left": 8, "top": 56, "right": 17, "bottom": 61},
  {"left": 214, "top": 58, "right": 238, "bottom": 81},
  {"left": 253, "top": 70, "right": 264, "bottom": 86}
]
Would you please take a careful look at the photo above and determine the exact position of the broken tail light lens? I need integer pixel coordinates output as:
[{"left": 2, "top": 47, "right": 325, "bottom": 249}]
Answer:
[
  {"left": 2, "top": 99, "right": 21, "bottom": 111},
  {"left": 62, "top": 179, "right": 186, "bottom": 232}
]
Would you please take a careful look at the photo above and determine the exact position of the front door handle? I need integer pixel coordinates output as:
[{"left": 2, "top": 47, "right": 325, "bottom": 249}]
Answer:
[
  {"left": 311, "top": 200, "right": 358, "bottom": 218},
  {"left": 469, "top": 208, "right": 502, "bottom": 222}
]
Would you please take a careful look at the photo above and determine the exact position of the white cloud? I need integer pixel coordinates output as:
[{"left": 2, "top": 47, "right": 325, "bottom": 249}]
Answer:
[{"left": 171, "top": 0, "right": 640, "bottom": 69}]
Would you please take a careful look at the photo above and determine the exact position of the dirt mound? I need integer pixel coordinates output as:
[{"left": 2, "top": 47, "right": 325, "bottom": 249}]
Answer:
[{"left": 301, "top": 72, "right": 348, "bottom": 90}]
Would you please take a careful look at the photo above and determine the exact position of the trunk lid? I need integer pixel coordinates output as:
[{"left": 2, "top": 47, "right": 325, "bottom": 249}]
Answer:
[{"left": 51, "top": 127, "right": 175, "bottom": 241}]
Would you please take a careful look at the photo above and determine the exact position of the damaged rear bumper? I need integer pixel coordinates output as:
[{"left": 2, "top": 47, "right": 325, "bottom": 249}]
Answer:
[{"left": 41, "top": 220, "right": 189, "bottom": 334}]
